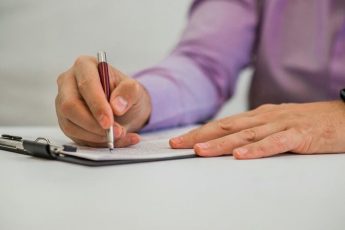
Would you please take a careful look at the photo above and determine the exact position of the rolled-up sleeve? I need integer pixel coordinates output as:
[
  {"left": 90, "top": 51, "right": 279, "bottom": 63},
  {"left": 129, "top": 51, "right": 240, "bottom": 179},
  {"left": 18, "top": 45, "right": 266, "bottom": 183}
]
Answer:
[{"left": 133, "top": 0, "right": 258, "bottom": 131}]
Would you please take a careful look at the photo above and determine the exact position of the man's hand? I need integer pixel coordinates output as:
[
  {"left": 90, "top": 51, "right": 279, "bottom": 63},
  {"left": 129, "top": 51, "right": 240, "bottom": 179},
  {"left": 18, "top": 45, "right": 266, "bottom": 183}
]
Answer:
[
  {"left": 170, "top": 101, "right": 345, "bottom": 159},
  {"left": 55, "top": 56, "right": 152, "bottom": 147}
]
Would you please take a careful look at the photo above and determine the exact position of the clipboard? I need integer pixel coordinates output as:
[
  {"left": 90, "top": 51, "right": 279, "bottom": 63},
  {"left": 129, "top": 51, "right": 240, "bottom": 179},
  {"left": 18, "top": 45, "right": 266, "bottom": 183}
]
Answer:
[{"left": 0, "top": 134, "right": 196, "bottom": 166}]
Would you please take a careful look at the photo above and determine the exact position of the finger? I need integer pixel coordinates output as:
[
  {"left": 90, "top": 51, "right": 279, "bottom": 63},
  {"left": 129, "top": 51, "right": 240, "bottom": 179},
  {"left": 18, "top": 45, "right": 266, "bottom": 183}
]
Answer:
[
  {"left": 58, "top": 117, "right": 107, "bottom": 144},
  {"left": 61, "top": 119, "right": 139, "bottom": 148},
  {"left": 170, "top": 112, "right": 262, "bottom": 149},
  {"left": 233, "top": 129, "right": 301, "bottom": 160},
  {"left": 72, "top": 138, "right": 107, "bottom": 148},
  {"left": 110, "top": 79, "right": 141, "bottom": 116},
  {"left": 110, "top": 79, "right": 151, "bottom": 132},
  {"left": 76, "top": 133, "right": 140, "bottom": 148},
  {"left": 115, "top": 133, "right": 141, "bottom": 148},
  {"left": 56, "top": 72, "right": 106, "bottom": 136},
  {"left": 57, "top": 97, "right": 126, "bottom": 145},
  {"left": 73, "top": 56, "right": 113, "bottom": 129},
  {"left": 194, "top": 123, "right": 284, "bottom": 157}
]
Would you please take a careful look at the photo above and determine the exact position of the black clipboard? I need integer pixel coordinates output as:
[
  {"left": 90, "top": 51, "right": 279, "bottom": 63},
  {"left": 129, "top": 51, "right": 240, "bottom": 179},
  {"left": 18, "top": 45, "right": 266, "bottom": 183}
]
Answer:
[{"left": 0, "top": 134, "right": 196, "bottom": 166}]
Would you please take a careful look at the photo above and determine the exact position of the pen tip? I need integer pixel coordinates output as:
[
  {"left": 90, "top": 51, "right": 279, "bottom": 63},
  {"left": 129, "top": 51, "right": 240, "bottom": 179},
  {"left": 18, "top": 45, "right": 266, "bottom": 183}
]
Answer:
[{"left": 107, "top": 141, "right": 114, "bottom": 152}]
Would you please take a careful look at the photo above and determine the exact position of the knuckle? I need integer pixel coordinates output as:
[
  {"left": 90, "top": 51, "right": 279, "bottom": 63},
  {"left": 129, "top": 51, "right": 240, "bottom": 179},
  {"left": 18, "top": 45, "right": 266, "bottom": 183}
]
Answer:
[
  {"left": 215, "top": 140, "right": 226, "bottom": 151},
  {"left": 256, "top": 103, "right": 275, "bottom": 112},
  {"left": 216, "top": 119, "right": 234, "bottom": 132},
  {"left": 126, "top": 79, "right": 141, "bottom": 92},
  {"left": 120, "top": 79, "right": 142, "bottom": 101},
  {"left": 270, "top": 133, "right": 289, "bottom": 150},
  {"left": 56, "top": 72, "right": 66, "bottom": 87},
  {"left": 73, "top": 55, "right": 89, "bottom": 67},
  {"left": 241, "top": 129, "right": 257, "bottom": 142},
  {"left": 77, "top": 76, "right": 94, "bottom": 92},
  {"left": 255, "top": 112, "right": 270, "bottom": 122}
]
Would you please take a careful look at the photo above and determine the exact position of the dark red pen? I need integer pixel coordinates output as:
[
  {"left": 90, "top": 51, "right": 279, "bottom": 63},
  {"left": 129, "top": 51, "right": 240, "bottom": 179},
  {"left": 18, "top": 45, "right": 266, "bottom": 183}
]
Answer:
[{"left": 97, "top": 51, "right": 114, "bottom": 150}]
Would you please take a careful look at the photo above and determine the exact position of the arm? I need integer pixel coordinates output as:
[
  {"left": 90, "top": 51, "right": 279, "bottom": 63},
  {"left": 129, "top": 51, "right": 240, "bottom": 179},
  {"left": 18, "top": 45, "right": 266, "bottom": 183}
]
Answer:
[
  {"left": 134, "top": 0, "right": 259, "bottom": 131},
  {"left": 55, "top": 0, "right": 259, "bottom": 148}
]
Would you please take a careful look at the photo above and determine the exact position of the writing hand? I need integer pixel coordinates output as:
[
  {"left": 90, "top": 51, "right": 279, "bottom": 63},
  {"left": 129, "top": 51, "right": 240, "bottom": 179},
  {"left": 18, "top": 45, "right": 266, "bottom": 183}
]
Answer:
[{"left": 55, "top": 56, "right": 151, "bottom": 147}]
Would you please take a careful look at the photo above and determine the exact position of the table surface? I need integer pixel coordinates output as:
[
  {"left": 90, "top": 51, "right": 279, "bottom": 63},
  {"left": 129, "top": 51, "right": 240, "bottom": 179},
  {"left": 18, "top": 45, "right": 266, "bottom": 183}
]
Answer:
[{"left": 1, "top": 126, "right": 345, "bottom": 230}]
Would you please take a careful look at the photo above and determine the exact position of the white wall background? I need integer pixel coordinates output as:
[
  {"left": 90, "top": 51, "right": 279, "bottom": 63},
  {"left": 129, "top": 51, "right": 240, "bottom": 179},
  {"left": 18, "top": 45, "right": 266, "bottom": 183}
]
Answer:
[{"left": 0, "top": 0, "right": 250, "bottom": 126}]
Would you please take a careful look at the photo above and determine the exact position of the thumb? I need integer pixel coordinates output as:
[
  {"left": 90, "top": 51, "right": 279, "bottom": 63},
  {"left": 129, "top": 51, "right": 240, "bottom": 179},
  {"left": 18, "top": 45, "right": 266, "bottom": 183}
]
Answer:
[
  {"left": 110, "top": 79, "right": 151, "bottom": 132},
  {"left": 110, "top": 79, "right": 142, "bottom": 116}
]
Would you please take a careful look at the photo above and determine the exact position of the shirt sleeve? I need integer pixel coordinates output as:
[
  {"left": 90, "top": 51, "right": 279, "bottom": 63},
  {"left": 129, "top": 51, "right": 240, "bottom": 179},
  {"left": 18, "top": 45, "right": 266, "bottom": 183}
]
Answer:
[{"left": 133, "top": 0, "right": 259, "bottom": 131}]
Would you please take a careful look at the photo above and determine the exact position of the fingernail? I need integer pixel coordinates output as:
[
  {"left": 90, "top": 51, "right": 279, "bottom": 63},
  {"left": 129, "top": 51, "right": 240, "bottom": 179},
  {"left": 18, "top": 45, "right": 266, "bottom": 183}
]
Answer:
[
  {"left": 234, "top": 147, "right": 248, "bottom": 156},
  {"left": 195, "top": 143, "right": 210, "bottom": 149},
  {"left": 114, "top": 96, "right": 128, "bottom": 113},
  {"left": 171, "top": 136, "right": 183, "bottom": 145},
  {"left": 99, "top": 114, "right": 110, "bottom": 128}
]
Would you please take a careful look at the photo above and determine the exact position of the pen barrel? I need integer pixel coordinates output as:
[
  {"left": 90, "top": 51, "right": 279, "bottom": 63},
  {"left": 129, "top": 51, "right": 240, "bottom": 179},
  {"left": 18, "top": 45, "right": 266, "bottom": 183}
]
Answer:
[
  {"left": 97, "top": 51, "right": 115, "bottom": 149},
  {"left": 97, "top": 62, "right": 111, "bottom": 101},
  {"left": 97, "top": 51, "right": 111, "bottom": 101}
]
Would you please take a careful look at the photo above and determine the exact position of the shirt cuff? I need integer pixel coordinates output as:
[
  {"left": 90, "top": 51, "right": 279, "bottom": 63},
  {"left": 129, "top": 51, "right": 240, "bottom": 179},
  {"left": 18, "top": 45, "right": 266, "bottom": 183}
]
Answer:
[{"left": 133, "top": 72, "right": 182, "bottom": 132}]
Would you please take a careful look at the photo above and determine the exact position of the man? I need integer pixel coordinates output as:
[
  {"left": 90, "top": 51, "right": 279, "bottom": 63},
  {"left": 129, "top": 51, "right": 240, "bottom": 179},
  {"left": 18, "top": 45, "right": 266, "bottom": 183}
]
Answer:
[{"left": 55, "top": 0, "right": 345, "bottom": 159}]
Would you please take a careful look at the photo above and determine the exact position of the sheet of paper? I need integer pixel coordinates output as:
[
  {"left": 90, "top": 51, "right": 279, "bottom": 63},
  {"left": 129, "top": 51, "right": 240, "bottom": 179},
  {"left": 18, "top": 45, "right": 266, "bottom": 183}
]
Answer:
[{"left": 61, "top": 126, "right": 197, "bottom": 161}]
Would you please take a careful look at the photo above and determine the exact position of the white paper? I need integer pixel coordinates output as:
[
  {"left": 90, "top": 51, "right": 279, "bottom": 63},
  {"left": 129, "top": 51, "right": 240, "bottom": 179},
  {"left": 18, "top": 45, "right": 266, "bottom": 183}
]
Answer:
[{"left": 60, "top": 126, "right": 197, "bottom": 161}]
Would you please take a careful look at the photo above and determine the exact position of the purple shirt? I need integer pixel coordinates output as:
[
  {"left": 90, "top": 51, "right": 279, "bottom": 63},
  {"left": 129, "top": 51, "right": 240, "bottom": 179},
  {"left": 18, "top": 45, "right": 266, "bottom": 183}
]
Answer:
[{"left": 133, "top": 0, "right": 345, "bottom": 131}]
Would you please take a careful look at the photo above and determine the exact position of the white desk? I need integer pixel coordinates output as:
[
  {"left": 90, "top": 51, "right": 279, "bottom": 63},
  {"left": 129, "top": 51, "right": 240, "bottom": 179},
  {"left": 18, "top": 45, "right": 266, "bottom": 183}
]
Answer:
[{"left": 1, "top": 127, "right": 345, "bottom": 230}]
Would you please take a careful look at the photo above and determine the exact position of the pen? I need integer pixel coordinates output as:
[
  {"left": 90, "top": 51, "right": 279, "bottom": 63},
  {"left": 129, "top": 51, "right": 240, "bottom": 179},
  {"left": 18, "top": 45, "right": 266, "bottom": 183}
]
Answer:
[{"left": 97, "top": 51, "right": 114, "bottom": 151}]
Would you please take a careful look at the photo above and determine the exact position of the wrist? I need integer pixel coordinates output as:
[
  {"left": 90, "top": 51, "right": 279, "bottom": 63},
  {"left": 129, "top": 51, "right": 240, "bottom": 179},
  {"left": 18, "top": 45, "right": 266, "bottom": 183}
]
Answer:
[{"left": 136, "top": 82, "right": 152, "bottom": 131}]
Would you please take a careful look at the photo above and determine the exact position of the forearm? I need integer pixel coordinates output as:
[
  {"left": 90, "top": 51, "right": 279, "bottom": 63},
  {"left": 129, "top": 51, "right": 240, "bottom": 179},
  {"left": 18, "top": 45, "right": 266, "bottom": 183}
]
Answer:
[
  {"left": 134, "top": 0, "right": 259, "bottom": 131},
  {"left": 134, "top": 55, "right": 222, "bottom": 131}
]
